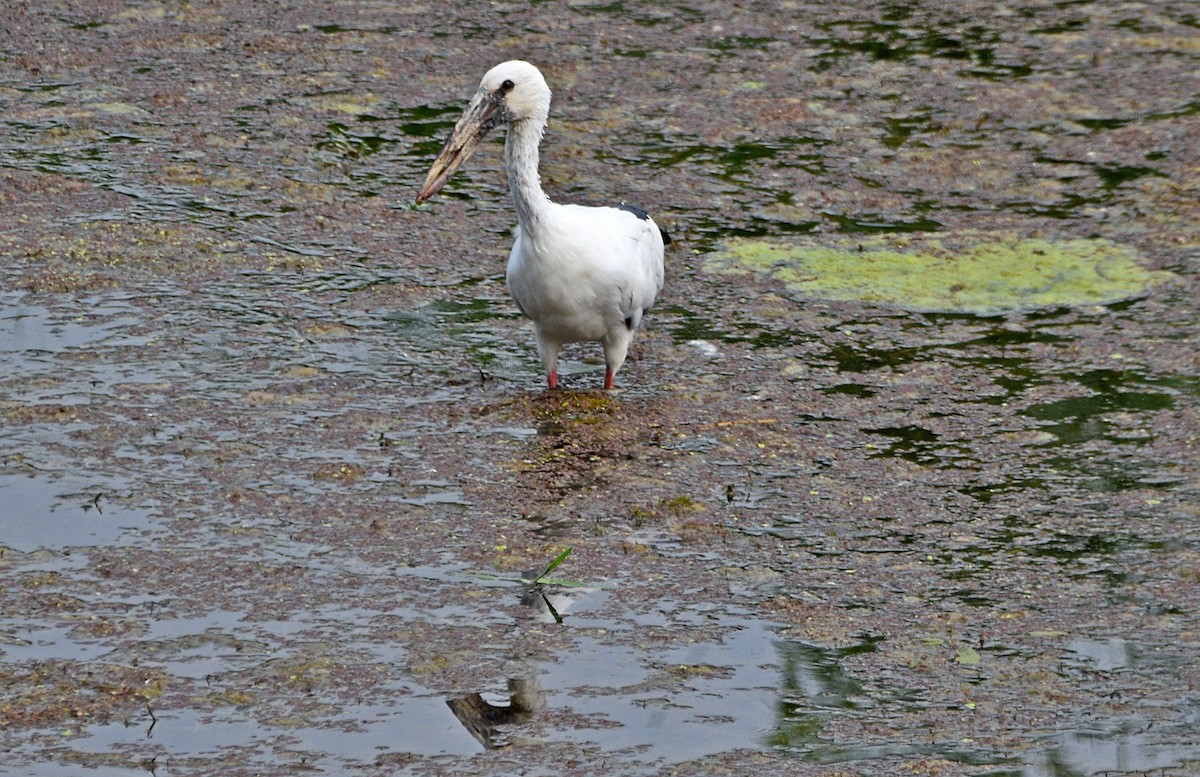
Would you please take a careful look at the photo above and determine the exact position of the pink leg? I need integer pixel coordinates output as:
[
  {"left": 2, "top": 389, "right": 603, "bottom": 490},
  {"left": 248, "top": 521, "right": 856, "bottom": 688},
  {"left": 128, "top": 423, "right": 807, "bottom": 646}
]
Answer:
[
  {"left": 603, "top": 370, "right": 615, "bottom": 390},
  {"left": 547, "top": 371, "right": 558, "bottom": 389}
]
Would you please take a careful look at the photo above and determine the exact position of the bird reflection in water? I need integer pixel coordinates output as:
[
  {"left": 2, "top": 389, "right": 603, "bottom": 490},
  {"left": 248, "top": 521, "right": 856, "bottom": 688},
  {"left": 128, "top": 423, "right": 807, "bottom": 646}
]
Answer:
[{"left": 446, "top": 676, "right": 545, "bottom": 749}]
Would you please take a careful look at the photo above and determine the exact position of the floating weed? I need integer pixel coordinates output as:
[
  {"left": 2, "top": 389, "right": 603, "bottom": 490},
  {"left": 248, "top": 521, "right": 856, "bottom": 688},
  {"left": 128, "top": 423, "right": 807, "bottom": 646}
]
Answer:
[
  {"left": 469, "top": 547, "right": 593, "bottom": 589},
  {"left": 532, "top": 391, "right": 618, "bottom": 425},
  {"left": 1021, "top": 368, "right": 1178, "bottom": 445},
  {"left": 706, "top": 234, "right": 1176, "bottom": 315},
  {"left": 864, "top": 424, "right": 947, "bottom": 467},
  {"left": 810, "top": 18, "right": 1032, "bottom": 79},
  {"left": 1093, "top": 163, "right": 1167, "bottom": 189},
  {"left": 661, "top": 495, "right": 702, "bottom": 517},
  {"left": 618, "top": 134, "right": 829, "bottom": 185},
  {"left": 314, "top": 122, "right": 388, "bottom": 160}
]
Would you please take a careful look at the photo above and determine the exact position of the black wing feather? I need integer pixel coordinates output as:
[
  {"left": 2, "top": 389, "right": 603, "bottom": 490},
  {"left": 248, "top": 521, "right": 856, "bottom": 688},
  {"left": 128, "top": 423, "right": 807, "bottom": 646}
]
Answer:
[{"left": 614, "top": 203, "right": 672, "bottom": 246}]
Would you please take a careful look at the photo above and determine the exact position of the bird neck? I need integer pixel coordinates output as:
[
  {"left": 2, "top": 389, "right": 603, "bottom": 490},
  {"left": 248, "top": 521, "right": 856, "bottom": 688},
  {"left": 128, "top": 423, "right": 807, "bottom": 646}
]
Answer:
[{"left": 504, "top": 116, "right": 552, "bottom": 230}]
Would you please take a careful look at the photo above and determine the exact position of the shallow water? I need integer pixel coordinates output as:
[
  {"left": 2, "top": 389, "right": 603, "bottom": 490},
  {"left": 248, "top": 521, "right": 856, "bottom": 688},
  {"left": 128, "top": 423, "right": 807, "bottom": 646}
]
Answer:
[{"left": 3, "top": 2, "right": 1199, "bottom": 776}]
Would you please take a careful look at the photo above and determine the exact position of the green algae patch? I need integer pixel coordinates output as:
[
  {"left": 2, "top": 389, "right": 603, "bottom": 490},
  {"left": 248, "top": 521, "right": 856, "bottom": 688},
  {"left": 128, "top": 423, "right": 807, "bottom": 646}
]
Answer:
[{"left": 706, "top": 236, "right": 1174, "bottom": 315}]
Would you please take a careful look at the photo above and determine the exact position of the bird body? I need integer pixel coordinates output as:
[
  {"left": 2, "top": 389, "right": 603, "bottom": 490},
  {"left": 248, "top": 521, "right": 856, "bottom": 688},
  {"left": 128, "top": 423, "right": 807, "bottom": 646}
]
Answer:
[
  {"left": 417, "top": 60, "right": 668, "bottom": 389},
  {"left": 508, "top": 202, "right": 664, "bottom": 387}
]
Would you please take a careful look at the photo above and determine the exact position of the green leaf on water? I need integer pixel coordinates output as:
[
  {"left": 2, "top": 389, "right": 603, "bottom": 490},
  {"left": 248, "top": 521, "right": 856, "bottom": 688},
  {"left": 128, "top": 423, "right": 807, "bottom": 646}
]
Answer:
[
  {"left": 535, "top": 547, "right": 572, "bottom": 583},
  {"left": 466, "top": 547, "right": 593, "bottom": 588}
]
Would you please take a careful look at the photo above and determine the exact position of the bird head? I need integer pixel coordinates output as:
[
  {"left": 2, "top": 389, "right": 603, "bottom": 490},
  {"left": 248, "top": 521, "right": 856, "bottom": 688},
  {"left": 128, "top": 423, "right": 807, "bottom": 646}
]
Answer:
[{"left": 416, "top": 60, "right": 551, "bottom": 204}]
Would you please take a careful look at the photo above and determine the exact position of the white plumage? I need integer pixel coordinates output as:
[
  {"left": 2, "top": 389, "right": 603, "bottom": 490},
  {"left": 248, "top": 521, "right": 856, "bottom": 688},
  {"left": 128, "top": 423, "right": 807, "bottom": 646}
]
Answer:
[{"left": 417, "top": 60, "right": 669, "bottom": 389}]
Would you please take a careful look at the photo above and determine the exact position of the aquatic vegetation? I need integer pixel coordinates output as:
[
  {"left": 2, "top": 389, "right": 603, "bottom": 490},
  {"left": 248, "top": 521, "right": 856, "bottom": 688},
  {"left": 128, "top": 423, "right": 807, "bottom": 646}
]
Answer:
[
  {"left": 707, "top": 235, "right": 1175, "bottom": 315},
  {"left": 4, "top": 1, "right": 1199, "bottom": 775}
]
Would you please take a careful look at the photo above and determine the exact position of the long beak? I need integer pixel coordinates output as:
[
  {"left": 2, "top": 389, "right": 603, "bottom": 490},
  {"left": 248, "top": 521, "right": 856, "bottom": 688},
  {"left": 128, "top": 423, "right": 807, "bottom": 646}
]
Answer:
[{"left": 416, "top": 89, "right": 499, "bottom": 204}]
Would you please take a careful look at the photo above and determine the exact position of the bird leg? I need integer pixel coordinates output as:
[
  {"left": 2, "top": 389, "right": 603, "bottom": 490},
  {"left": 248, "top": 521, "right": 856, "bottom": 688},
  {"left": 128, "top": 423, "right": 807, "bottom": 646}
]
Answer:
[
  {"left": 603, "top": 370, "right": 615, "bottom": 390},
  {"left": 547, "top": 371, "right": 558, "bottom": 389}
]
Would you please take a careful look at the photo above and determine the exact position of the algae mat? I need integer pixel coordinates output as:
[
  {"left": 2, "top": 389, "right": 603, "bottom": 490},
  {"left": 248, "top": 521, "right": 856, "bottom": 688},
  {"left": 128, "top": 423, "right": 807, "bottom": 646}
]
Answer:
[{"left": 707, "top": 235, "right": 1176, "bottom": 315}]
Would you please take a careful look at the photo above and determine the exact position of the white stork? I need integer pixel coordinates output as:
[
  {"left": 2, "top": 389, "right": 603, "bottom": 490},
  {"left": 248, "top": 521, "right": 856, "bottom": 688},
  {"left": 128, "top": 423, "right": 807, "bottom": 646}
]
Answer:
[{"left": 416, "top": 60, "right": 670, "bottom": 390}]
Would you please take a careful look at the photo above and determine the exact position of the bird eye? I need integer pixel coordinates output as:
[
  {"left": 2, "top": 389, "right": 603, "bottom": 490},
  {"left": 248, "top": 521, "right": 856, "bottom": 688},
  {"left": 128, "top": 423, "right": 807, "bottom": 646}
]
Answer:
[{"left": 499, "top": 79, "right": 515, "bottom": 94}]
